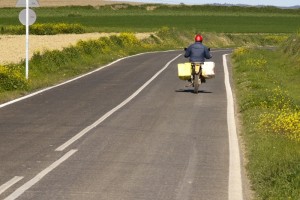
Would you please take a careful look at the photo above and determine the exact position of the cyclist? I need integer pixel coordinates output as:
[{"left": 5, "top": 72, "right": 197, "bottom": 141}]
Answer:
[{"left": 184, "top": 34, "right": 212, "bottom": 82}]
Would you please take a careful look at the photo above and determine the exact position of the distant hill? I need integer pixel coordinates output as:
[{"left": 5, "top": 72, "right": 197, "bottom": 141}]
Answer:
[
  {"left": 210, "top": 3, "right": 300, "bottom": 9},
  {"left": 288, "top": 5, "right": 300, "bottom": 9},
  {"left": 0, "top": 0, "right": 299, "bottom": 9}
]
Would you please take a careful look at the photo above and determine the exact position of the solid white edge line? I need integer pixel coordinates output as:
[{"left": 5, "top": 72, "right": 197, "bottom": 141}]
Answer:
[
  {"left": 0, "top": 176, "right": 23, "bottom": 195},
  {"left": 0, "top": 50, "right": 177, "bottom": 109},
  {"left": 4, "top": 149, "right": 77, "bottom": 200},
  {"left": 55, "top": 54, "right": 182, "bottom": 151},
  {"left": 223, "top": 54, "right": 243, "bottom": 200}
]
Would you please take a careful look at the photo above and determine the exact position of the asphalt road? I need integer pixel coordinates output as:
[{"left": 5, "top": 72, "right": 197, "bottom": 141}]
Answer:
[{"left": 0, "top": 49, "right": 243, "bottom": 200}]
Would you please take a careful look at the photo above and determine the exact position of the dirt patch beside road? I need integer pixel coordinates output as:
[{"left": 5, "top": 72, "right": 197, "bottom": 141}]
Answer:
[{"left": 0, "top": 32, "right": 150, "bottom": 64}]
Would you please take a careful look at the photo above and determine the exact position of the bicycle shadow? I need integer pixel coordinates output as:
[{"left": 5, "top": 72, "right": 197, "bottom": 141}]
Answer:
[{"left": 175, "top": 89, "right": 212, "bottom": 94}]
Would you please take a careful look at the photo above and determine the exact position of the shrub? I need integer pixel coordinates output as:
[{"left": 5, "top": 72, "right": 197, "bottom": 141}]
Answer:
[
  {"left": 0, "top": 23, "right": 85, "bottom": 35},
  {"left": 157, "top": 26, "right": 171, "bottom": 37},
  {"left": 262, "top": 34, "right": 288, "bottom": 45},
  {"left": 281, "top": 34, "right": 300, "bottom": 58},
  {"left": 259, "top": 87, "right": 300, "bottom": 142},
  {"left": 118, "top": 33, "right": 140, "bottom": 47},
  {"left": 31, "top": 23, "right": 85, "bottom": 35},
  {"left": 232, "top": 47, "right": 250, "bottom": 57},
  {"left": 260, "top": 108, "right": 300, "bottom": 142},
  {"left": 0, "top": 25, "right": 24, "bottom": 34},
  {"left": 0, "top": 65, "right": 28, "bottom": 91}
]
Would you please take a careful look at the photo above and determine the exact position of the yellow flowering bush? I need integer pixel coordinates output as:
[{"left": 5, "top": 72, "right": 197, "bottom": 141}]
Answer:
[
  {"left": 53, "top": 23, "right": 85, "bottom": 34},
  {"left": 233, "top": 47, "right": 249, "bottom": 57},
  {"left": 260, "top": 108, "right": 300, "bottom": 142},
  {"left": 0, "top": 65, "right": 28, "bottom": 91},
  {"left": 118, "top": 33, "right": 140, "bottom": 47},
  {"left": 245, "top": 57, "right": 268, "bottom": 70},
  {"left": 0, "top": 23, "right": 85, "bottom": 35},
  {"left": 96, "top": 37, "right": 114, "bottom": 54},
  {"left": 261, "top": 87, "right": 294, "bottom": 109},
  {"left": 263, "top": 35, "right": 288, "bottom": 44},
  {"left": 109, "top": 33, "right": 141, "bottom": 48},
  {"left": 259, "top": 87, "right": 300, "bottom": 142},
  {"left": 0, "top": 25, "right": 24, "bottom": 34}
]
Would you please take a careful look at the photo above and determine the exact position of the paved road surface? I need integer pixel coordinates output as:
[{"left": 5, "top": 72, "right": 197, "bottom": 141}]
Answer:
[{"left": 0, "top": 49, "right": 243, "bottom": 200}]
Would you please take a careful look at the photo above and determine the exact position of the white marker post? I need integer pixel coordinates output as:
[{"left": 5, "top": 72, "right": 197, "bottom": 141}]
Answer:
[
  {"left": 25, "top": 0, "right": 29, "bottom": 80},
  {"left": 17, "top": 0, "right": 39, "bottom": 80}
]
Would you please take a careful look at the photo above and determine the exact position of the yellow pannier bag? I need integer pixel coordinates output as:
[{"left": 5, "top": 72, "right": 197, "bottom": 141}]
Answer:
[{"left": 177, "top": 63, "right": 192, "bottom": 80}]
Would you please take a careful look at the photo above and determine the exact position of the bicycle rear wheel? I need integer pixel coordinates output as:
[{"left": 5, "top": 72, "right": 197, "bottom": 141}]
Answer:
[{"left": 194, "top": 74, "right": 200, "bottom": 93}]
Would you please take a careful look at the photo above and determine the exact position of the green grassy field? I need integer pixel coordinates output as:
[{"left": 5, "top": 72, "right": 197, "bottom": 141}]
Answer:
[{"left": 1, "top": 5, "right": 300, "bottom": 33}]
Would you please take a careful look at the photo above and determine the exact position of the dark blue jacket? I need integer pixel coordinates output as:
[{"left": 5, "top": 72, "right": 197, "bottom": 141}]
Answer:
[{"left": 184, "top": 42, "right": 212, "bottom": 62}]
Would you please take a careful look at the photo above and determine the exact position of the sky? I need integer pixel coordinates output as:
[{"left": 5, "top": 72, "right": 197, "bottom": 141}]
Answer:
[{"left": 115, "top": 0, "right": 300, "bottom": 7}]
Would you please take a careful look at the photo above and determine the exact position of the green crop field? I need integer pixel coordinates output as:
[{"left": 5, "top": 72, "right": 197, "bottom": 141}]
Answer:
[{"left": 0, "top": 4, "right": 300, "bottom": 33}]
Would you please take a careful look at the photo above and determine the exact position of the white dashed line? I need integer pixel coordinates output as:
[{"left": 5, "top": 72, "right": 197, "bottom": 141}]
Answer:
[
  {"left": 0, "top": 176, "right": 23, "bottom": 195},
  {"left": 4, "top": 149, "right": 77, "bottom": 200}
]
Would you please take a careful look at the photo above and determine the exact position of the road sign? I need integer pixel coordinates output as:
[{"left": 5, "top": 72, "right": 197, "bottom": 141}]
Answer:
[
  {"left": 19, "top": 9, "right": 37, "bottom": 25},
  {"left": 16, "top": 0, "right": 39, "bottom": 7},
  {"left": 17, "top": 0, "right": 39, "bottom": 80}
]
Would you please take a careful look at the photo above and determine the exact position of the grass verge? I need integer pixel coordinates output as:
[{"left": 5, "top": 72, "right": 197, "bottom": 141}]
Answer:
[{"left": 232, "top": 34, "right": 300, "bottom": 199}]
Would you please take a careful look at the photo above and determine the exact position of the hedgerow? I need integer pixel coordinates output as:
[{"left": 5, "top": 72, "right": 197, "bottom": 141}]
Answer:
[
  {"left": 0, "top": 23, "right": 85, "bottom": 35},
  {"left": 0, "top": 64, "right": 28, "bottom": 91}
]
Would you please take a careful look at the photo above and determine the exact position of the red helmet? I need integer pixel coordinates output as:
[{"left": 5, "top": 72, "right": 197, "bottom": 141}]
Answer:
[{"left": 194, "top": 34, "right": 203, "bottom": 42}]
